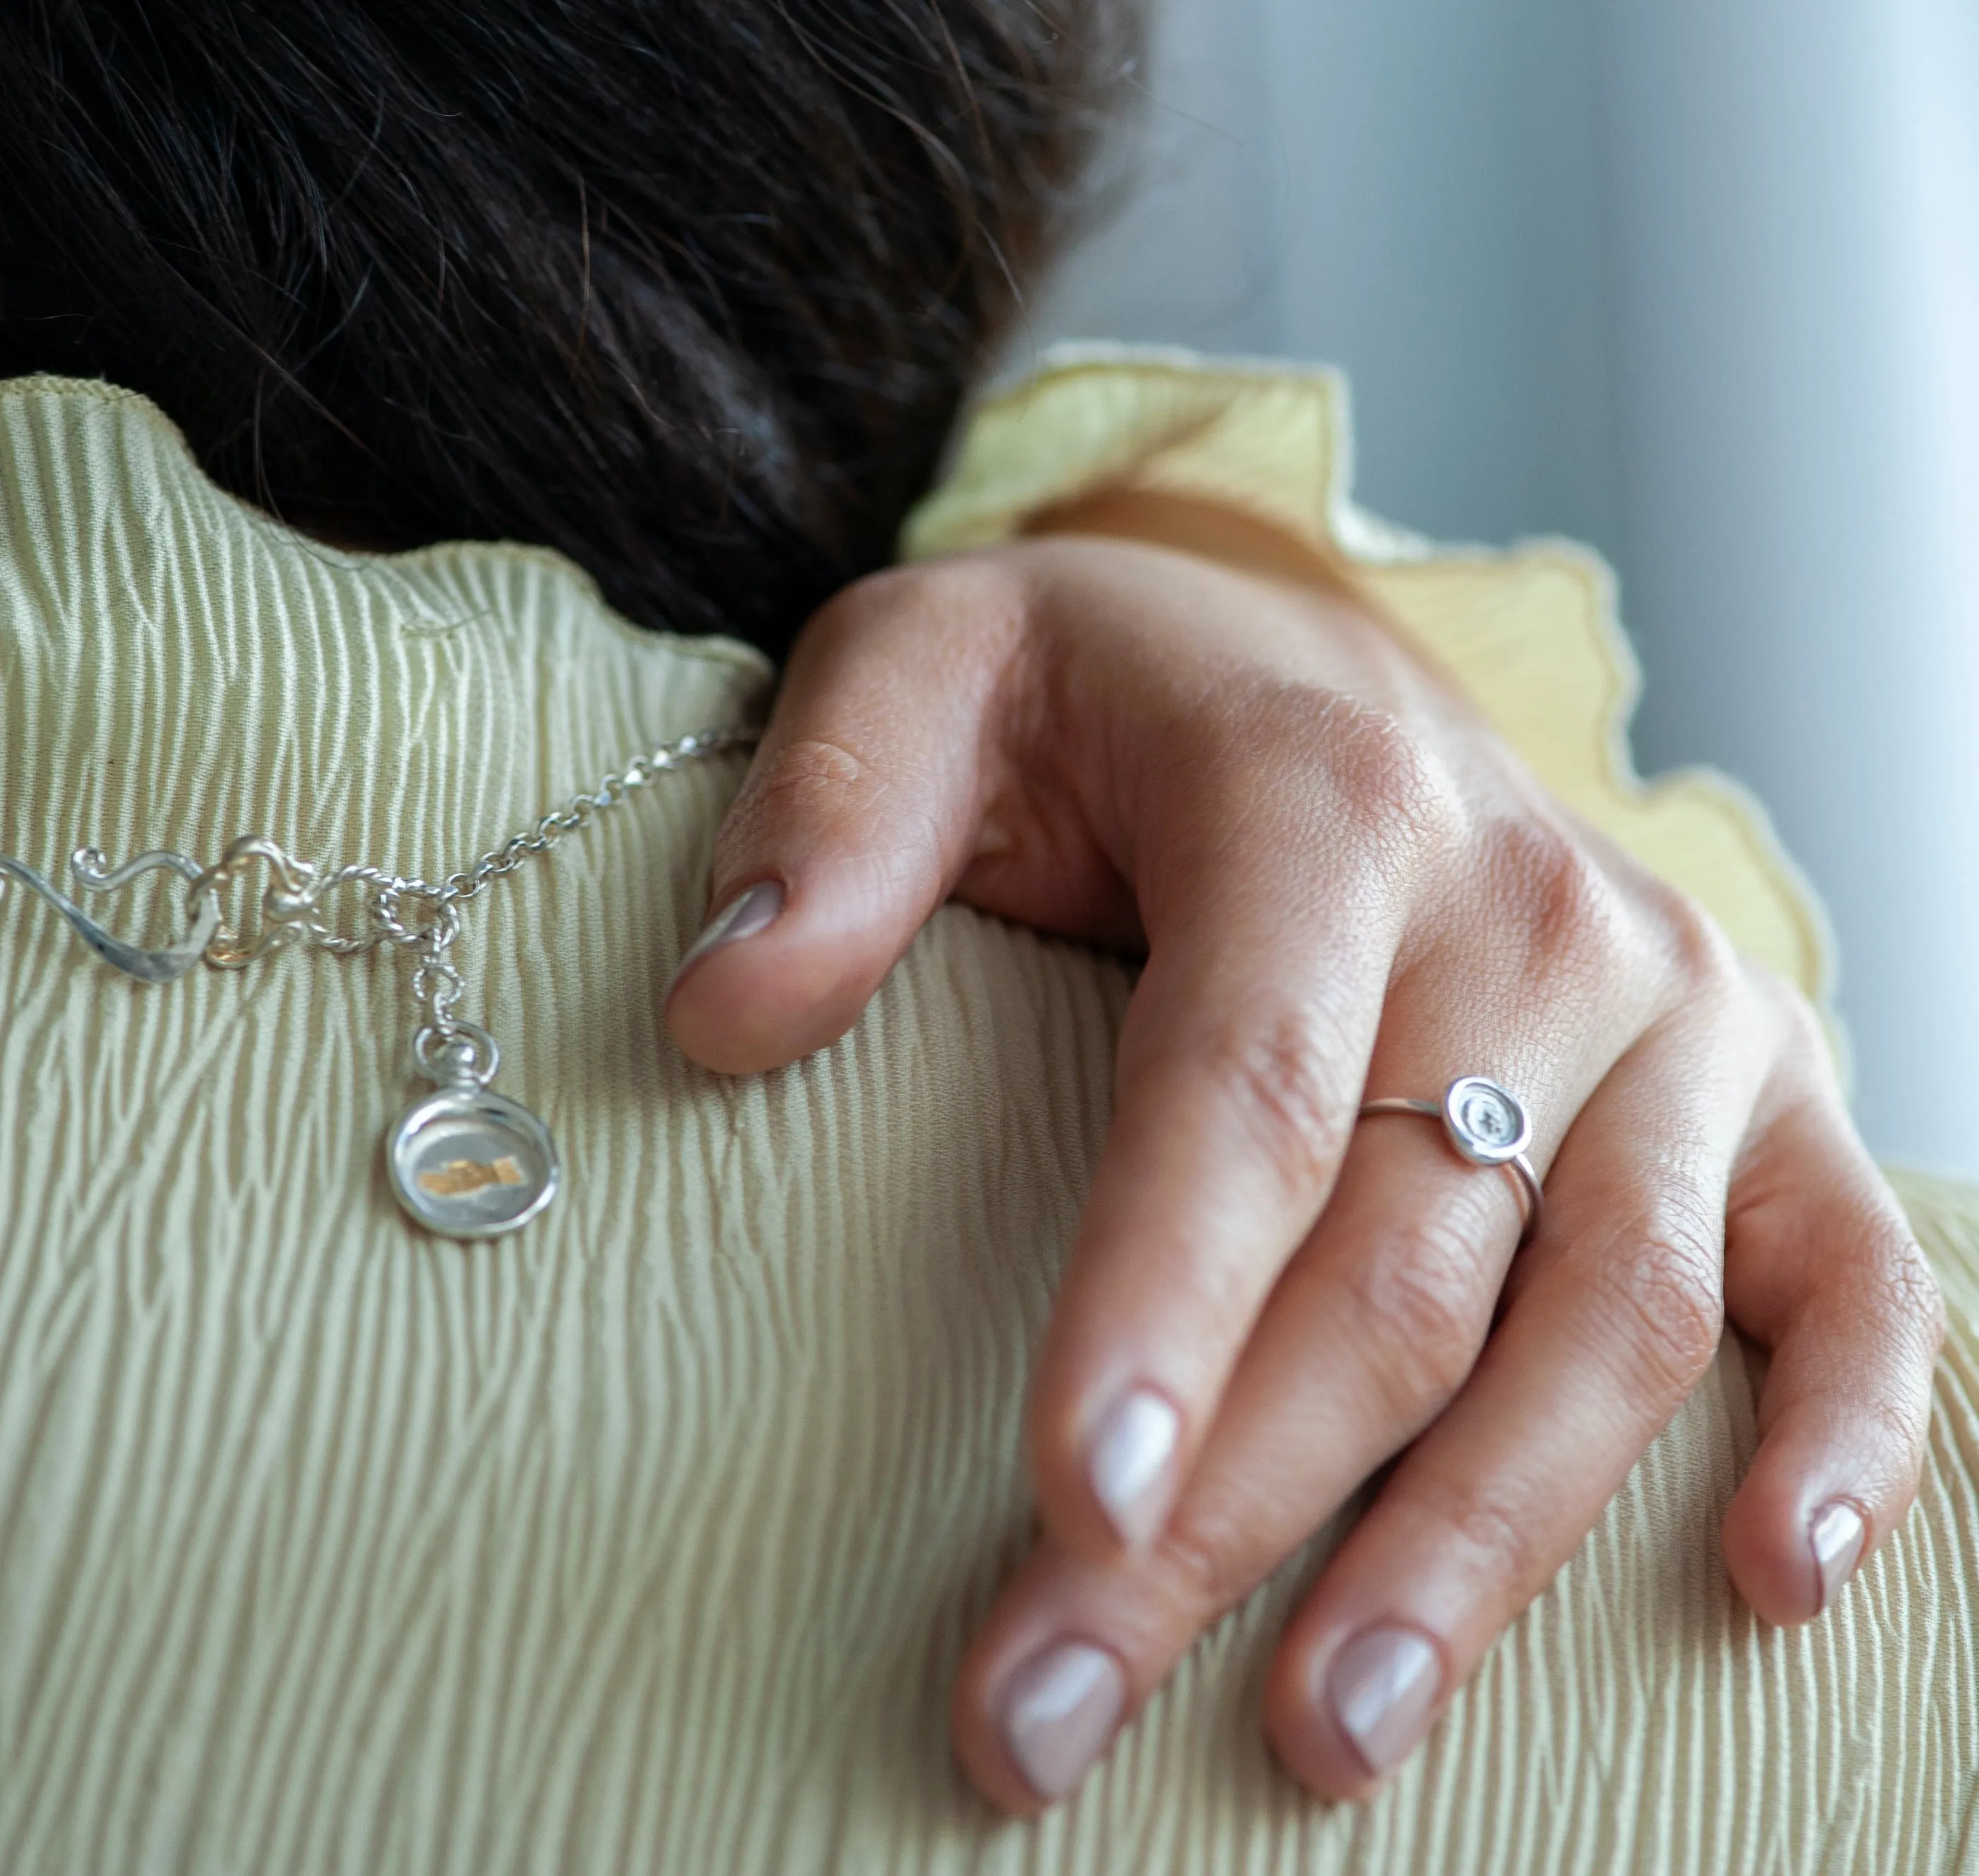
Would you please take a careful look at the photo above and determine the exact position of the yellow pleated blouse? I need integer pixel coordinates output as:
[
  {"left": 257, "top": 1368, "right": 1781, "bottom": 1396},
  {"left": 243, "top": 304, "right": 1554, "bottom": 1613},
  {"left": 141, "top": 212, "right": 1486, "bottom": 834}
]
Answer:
[{"left": 1, "top": 353, "right": 1975, "bottom": 1874}]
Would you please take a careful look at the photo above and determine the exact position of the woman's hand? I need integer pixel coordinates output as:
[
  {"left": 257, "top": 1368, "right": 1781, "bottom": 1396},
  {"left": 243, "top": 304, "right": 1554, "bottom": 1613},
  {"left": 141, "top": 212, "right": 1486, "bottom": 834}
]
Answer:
[{"left": 663, "top": 501, "right": 1944, "bottom": 1809}]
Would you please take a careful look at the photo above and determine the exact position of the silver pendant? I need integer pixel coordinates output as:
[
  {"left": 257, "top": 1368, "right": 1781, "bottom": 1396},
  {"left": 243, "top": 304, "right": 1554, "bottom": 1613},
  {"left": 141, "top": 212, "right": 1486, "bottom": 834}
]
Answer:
[{"left": 387, "top": 1025, "right": 559, "bottom": 1239}]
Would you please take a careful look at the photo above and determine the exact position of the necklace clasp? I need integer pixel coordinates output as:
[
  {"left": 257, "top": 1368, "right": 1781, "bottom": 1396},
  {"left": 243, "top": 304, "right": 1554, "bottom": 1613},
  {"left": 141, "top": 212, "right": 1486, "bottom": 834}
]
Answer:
[{"left": 0, "top": 847, "right": 221, "bottom": 983}]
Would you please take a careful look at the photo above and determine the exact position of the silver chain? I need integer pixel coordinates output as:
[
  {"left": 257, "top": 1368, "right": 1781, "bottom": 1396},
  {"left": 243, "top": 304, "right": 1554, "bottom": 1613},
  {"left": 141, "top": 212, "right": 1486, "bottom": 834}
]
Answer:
[
  {"left": 181, "top": 725, "right": 757, "bottom": 1037},
  {"left": 0, "top": 722, "right": 757, "bottom": 1238}
]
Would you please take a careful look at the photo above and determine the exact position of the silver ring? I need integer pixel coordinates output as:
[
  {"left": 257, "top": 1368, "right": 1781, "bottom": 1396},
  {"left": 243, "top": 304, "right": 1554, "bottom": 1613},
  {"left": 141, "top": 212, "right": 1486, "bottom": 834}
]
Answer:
[{"left": 1358, "top": 1076, "right": 1543, "bottom": 1243}]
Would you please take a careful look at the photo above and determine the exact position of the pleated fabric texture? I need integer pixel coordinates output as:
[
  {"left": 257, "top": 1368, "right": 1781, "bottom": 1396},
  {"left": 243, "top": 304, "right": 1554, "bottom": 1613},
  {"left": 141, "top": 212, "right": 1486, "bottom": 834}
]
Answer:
[{"left": 1, "top": 376, "right": 1976, "bottom": 1875}]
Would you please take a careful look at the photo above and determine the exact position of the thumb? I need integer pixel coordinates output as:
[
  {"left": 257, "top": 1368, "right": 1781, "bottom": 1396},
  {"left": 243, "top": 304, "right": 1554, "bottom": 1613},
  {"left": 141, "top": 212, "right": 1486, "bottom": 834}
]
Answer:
[{"left": 664, "top": 563, "right": 1019, "bottom": 1074}]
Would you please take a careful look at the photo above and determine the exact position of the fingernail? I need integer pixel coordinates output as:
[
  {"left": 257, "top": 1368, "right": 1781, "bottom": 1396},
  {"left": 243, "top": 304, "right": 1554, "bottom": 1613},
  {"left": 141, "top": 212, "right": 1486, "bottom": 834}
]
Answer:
[
  {"left": 676, "top": 880, "right": 784, "bottom": 978},
  {"left": 1811, "top": 1500, "right": 1867, "bottom": 1613},
  {"left": 1087, "top": 1387, "right": 1180, "bottom": 1549},
  {"left": 1325, "top": 1626, "right": 1443, "bottom": 1776},
  {"left": 1002, "top": 1640, "right": 1127, "bottom": 1801}
]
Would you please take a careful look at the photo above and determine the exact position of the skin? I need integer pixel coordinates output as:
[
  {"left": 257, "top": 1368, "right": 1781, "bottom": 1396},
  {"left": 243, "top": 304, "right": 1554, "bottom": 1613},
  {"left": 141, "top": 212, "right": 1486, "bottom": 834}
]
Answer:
[{"left": 663, "top": 491, "right": 1945, "bottom": 1810}]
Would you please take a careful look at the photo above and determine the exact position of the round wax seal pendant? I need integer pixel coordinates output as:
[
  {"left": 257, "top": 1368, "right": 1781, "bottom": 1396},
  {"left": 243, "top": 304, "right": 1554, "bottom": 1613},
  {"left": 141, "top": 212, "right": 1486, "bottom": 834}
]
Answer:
[{"left": 389, "top": 1025, "right": 558, "bottom": 1239}]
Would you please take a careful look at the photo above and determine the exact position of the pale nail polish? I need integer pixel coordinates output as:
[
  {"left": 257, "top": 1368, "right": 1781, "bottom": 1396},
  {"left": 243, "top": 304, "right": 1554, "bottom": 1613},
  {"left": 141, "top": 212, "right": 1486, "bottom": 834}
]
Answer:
[
  {"left": 1002, "top": 1641, "right": 1127, "bottom": 1801},
  {"left": 1325, "top": 1626, "right": 1443, "bottom": 1776},
  {"left": 676, "top": 880, "right": 784, "bottom": 978},
  {"left": 1087, "top": 1388, "right": 1180, "bottom": 1548},
  {"left": 1811, "top": 1500, "right": 1867, "bottom": 1613}
]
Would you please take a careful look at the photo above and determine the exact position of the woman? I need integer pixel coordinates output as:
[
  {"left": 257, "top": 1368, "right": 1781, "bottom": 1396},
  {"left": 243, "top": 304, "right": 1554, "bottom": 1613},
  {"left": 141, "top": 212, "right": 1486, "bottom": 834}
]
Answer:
[{"left": 0, "top": 1, "right": 1968, "bottom": 1866}]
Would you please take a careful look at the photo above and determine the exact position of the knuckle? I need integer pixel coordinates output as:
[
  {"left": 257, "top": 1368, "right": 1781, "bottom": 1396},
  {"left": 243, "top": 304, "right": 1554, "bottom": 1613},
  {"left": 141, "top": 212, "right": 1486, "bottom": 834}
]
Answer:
[
  {"left": 1344, "top": 1221, "right": 1493, "bottom": 1421},
  {"left": 1326, "top": 703, "right": 1461, "bottom": 855},
  {"left": 1155, "top": 1508, "right": 1251, "bottom": 1620},
  {"left": 753, "top": 737, "right": 877, "bottom": 815},
  {"left": 1467, "top": 815, "right": 1752, "bottom": 1031},
  {"left": 1236, "top": 685, "right": 1459, "bottom": 857},
  {"left": 1730, "top": 1113, "right": 1945, "bottom": 1372},
  {"left": 1484, "top": 818, "right": 1619, "bottom": 963},
  {"left": 1410, "top": 1474, "right": 1545, "bottom": 1593},
  {"left": 1651, "top": 881, "right": 1742, "bottom": 1002},
  {"left": 1861, "top": 1223, "right": 1949, "bottom": 1361},
  {"left": 722, "top": 734, "right": 911, "bottom": 862},
  {"left": 1199, "top": 1003, "right": 1358, "bottom": 1200},
  {"left": 717, "top": 732, "right": 947, "bottom": 894},
  {"left": 1582, "top": 1195, "right": 1727, "bottom": 1401},
  {"left": 1329, "top": 703, "right": 1444, "bottom": 827},
  {"left": 1744, "top": 961, "right": 1836, "bottom": 1077}
]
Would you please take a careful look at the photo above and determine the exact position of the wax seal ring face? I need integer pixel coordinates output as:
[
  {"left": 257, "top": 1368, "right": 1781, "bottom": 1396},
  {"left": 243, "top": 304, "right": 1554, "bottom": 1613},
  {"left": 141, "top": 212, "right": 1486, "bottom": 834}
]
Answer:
[
  {"left": 1440, "top": 1076, "right": 1531, "bottom": 1166},
  {"left": 389, "top": 1026, "right": 559, "bottom": 1239}
]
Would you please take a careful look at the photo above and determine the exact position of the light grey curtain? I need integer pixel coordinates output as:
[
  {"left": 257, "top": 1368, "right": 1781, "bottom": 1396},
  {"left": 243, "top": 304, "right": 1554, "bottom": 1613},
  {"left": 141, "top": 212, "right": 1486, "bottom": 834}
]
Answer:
[{"left": 1026, "top": 0, "right": 1979, "bottom": 1174}]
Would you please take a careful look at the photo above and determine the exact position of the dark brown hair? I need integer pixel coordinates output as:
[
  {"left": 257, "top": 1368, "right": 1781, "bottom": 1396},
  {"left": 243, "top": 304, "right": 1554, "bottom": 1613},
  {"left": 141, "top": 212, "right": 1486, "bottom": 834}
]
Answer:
[{"left": 0, "top": 1, "right": 1131, "bottom": 655}]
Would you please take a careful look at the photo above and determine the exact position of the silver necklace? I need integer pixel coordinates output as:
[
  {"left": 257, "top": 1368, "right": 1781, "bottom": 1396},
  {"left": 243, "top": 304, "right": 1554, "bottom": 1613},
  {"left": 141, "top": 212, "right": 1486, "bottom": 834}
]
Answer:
[{"left": 0, "top": 725, "right": 757, "bottom": 1240}]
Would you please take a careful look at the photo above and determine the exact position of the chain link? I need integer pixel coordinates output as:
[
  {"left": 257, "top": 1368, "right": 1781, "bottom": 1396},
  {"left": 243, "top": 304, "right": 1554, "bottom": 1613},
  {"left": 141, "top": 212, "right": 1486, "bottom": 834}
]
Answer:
[{"left": 187, "top": 725, "right": 757, "bottom": 1035}]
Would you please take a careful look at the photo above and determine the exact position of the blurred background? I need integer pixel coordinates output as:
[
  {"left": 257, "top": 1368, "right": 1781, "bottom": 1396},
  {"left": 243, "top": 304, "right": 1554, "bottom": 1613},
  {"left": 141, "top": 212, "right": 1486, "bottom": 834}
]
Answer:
[{"left": 1021, "top": 0, "right": 1979, "bottom": 1176}]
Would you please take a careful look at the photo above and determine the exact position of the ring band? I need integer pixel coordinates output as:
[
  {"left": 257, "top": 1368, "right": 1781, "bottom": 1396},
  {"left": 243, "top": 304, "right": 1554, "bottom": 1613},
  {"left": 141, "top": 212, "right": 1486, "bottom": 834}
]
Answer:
[{"left": 1358, "top": 1076, "right": 1543, "bottom": 1243}]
